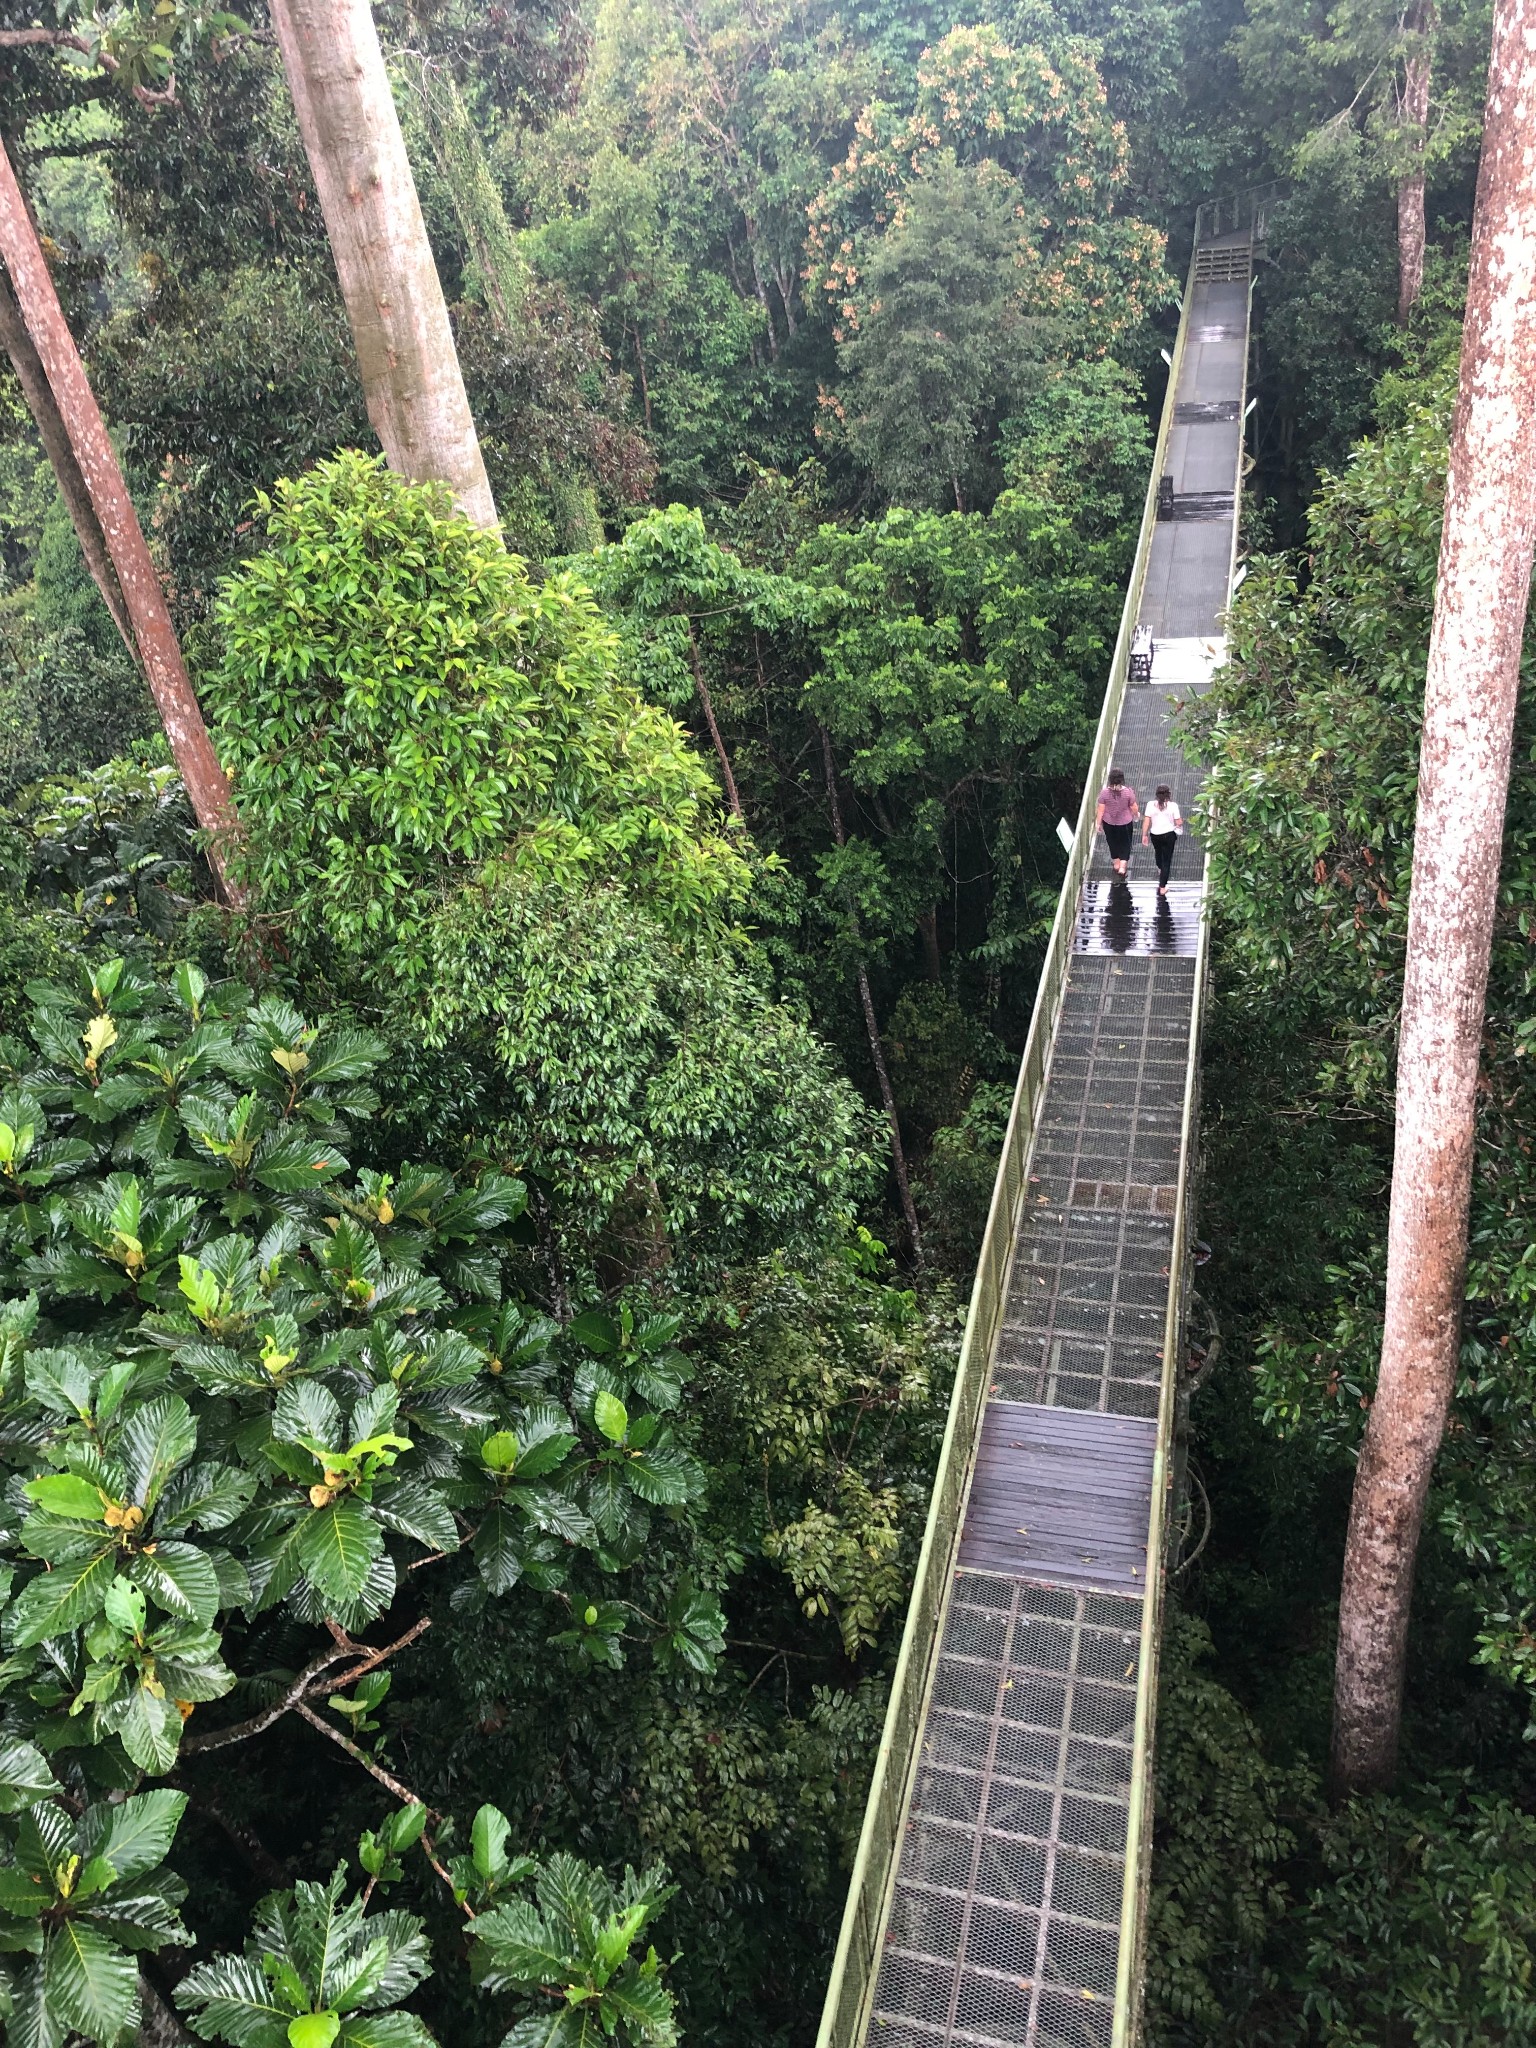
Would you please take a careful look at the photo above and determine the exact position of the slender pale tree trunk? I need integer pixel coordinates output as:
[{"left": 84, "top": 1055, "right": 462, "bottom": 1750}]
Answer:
[
  {"left": 1332, "top": 0, "right": 1536, "bottom": 1796},
  {"left": 0, "top": 138, "right": 242, "bottom": 898},
  {"left": 819, "top": 724, "right": 923, "bottom": 1264},
  {"left": 684, "top": 619, "right": 744, "bottom": 821},
  {"left": 268, "top": 0, "right": 498, "bottom": 530},
  {"left": 1396, "top": 0, "right": 1438, "bottom": 324}
]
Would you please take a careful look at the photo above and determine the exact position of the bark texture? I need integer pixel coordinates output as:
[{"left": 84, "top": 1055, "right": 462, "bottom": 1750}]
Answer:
[
  {"left": 269, "top": 0, "right": 498, "bottom": 530},
  {"left": 0, "top": 137, "right": 242, "bottom": 896},
  {"left": 1332, "top": 0, "right": 1536, "bottom": 1795},
  {"left": 685, "top": 619, "right": 744, "bottom": 821},
  {"left": 1396, "top": 0, "right": 1438, "bottom": 324},
  {"left": 0, "top": 264, "right": 134, "bottom": 654}
]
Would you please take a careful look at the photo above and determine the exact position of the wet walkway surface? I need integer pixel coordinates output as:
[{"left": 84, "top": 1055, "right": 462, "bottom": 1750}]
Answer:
[{"left": 863, "top": 235, "right": 1249, "bottom": 2048}]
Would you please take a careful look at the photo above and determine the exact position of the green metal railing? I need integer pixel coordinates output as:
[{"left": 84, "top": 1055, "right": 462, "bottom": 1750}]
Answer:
[
  {"left": 1108, "top": 205, "right": 1255, "bottom": 2048},
  {"left": 813, "top": 214, "right": 1215, "bottom": 2048}
]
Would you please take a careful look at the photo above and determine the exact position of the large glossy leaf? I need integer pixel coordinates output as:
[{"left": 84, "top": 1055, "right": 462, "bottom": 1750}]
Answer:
[
  {"left": 80, "top": 1870, "right": 192, "bottom": 1954},
  {"left": 470, "top": 1899, "right": 575, "bottom": 1993},
  {"left": 274, "top": 1378, "right": 342, "bottom": 1452},
  {"left": 371, "top": 1481, "right": 458, "bottom": 1554},
  {"left": 0, "top": 1736, "right": 57, "bottom": 1814},
  {"left": 119, "top": 1396, "right": 198, "bottom": 1508},
  {"left": 472, "top": 1504, "right": 524, "bottom": 1595},
  {"left": 340, "top": 1911, "right": 431, "bottom": 2012},
  {"left": 91, "top": 1789, "right": 188, "bottom": 1883},
  {"left": 3, "top": 1956, "right": 64, "bottom": 2048},
  {"left": 155, "top": 1461, "right": 257, "bottom": 1536},
  {"left": 602, "top": 1965, "right": 674, "bottom": 2030},
  {"left": 500, "top": 2009, "right": 602, "bottom": 2048},
  {"left": 622, "top": 1444, "right": 700, "bottom": 1508},
  {"left": 43, "top": 1920, "right": 139, "bottom": 2044},
  {"left": 335, "top": 2017, "right": 436, "bottom": 2048},
  {"left": 125, "top": 1540, "right": 221, "bottom": 1624},
  {"left": 176, "top": 1951, "right": 295, "bottom": 2048},
  {"left": 108, "top": 1682, "right": 183, "bottom": 1774},
  {"left": 296, "top": 1499, "right": 384, "bottom": 1606},
  {"left": 9, "top": 1545, "right": 115, "bottom": 1646},
  {"left": 23, "top": 1474, "right": 106, "bottom": 1521}
]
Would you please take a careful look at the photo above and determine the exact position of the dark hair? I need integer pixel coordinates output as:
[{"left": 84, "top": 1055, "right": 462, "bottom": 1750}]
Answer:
[
  {"left": 1107, "top": 768, "right": 1125, "bottom": 787},
  {"left": 1156, "top": 784, "right": 1171, "bottom": 803}
]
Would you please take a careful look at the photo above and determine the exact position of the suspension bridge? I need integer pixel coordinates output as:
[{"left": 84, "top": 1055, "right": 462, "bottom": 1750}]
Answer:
[{"left": 815, "top": 190, "right": 1272, "bottom": 2048}]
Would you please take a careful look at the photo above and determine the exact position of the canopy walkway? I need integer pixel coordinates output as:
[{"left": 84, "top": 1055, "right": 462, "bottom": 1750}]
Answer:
[{"left": 816, "top": 191, "right": 1272, "bottom": 2048}]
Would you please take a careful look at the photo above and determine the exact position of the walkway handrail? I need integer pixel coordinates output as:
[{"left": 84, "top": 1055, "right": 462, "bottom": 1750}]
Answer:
[
  {"left": 1194, "top": 182, "right": 1283, "bottom": 246},
  {"left": 813, "top": 214, "right": 1208, "bottom": 2048}
]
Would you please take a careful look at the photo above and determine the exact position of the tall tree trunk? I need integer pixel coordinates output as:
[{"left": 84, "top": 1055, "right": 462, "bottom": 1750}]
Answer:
[
  {"left": 1396, "top": 0, "right": 1438, "bottom": 324},
  {"left": 0, "top": 138, "right": 242, "bottom": 898},
  {"left": 685, "top": 619, "right": 743, "bottom": 821},
  {"left": 1332, "top": 0, "right": 1536, "bottom": 1796},
  {"left": 819, "top": 724, "right": 923, "bottom": 1264},
  {"left": 268, "top": 0, "right": 498, "bottom": 530},
  {"left": 0, "top": 267, "right": 133, "bottom": 655},
  {"left": 917, "top": 907, "right": 943, "bottom": 981}
]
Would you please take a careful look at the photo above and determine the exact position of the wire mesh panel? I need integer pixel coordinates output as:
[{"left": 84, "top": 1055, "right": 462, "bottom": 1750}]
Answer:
[{"left": 870, "top": 1578, "right": 1142, "bottom": 2048}]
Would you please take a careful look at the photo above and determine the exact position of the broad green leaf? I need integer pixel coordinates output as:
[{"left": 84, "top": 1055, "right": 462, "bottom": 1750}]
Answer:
[
  {"left": 111, "top": 1682, "right": 184, "bottom": 1774},
  {"left": 103, "top": 1576, "right": 147, "bottom": 1636},
  {"left": 0, "top": 1736, "right": 57, "bottom": 1814},
  {"left": 472, "top": 1805, "right": 512, "bottom": 1883},
  {"left": 94, "top": 1789, "right": 188, "bottom": 1882},
  {"left": 288, "top": 2016, "right": 340, "bottom": 2048},
  {"left": 481, "top": 1431, "right": 518, "bottom": 1473},
  {"left": 23, "top": 1475, "right": 106, "bottom": 1521},
  {"left": 567, "top": 1310, "right": 617, "bottom": 1356},
  {"left": 592, "top": 1392, "right": 627, "bottom": 1445},
  {"left": 499, "top": 2008, "right": 601, "bottom": 2048},
  {"left": 297, "top": 1498, "right": 384, "bottom": 1606},
  {"left": 43, "top": 1919, "right": 139, "bottom": 2043},
  {"left": 125, "top": 1541, "right": 221, "bottom": 1625},
  {"left": 372, "top": 1482, "right": 458, "bottom": 1553},
  {"left": 9, "top": 1547, "right": 116, "bottom": 1647},
  {"left": 335, "top": 2018, "right": 436, "bottom": 2048},
  {"left": 176, "top": 1951, "right": 296, "bottom": 2046},
  {"left": 120, "top": 1396, "right": 197, "bottom": 1509},
  {"left": 469, "top": 1900, "right": 576, "bottom": 1992},
  {"left": 23, "top": 1349, "right": 93, "bottom": 1421}
]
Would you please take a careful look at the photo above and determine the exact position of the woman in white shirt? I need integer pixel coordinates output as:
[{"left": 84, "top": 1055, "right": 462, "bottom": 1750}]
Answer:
[{"left": 1141, "top": 784, "right": 1182, "bottom": 894}]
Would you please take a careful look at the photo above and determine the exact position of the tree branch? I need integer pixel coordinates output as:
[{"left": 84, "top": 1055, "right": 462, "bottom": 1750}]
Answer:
[
  {"left": 294, "top": 1701, "right": 471, "bottom": 1916},
  {"left": 181, "top": 1618, "right": 431, "bottom": 1754}
]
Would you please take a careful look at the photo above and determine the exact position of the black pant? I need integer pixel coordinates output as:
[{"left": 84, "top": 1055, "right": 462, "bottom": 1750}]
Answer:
[
  {"left": 1104, "top": 822, "right": 1133, "bottom": 864},
  {"left": 1150, "top": 831, "right": 1176, "bottom": 886}
]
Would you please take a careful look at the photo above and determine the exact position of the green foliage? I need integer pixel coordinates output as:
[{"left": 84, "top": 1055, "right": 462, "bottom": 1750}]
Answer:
[
  {"left": 469, "top": 1852, "right": 678, "bottom": 2047},
  {"left": 178, "top": 1863, "right": 435, "bottom": 2048},
  {"left": 807, "top": 21, "right": 1173, "bottom": 499},
  {"left": 207, "top": 453, "right": 746, "bottom": 977},
  {"left": 0, "top": 947, "right": 736, "bottom": 2044},
  {"left": 1289, "top": 1782, "right": 1536, "bottom": 2047},
  {"left": 10, "top": 754, "right": 207, "bottom": 947},
  {"left": 834, "top": 149, "right": 1036, "bottom": 511},
  {"left": 416, "top": 869, "right": 876, "bottom": 1282},
  {"left": 1146, "top": 1614, "right": 1316, "bottom": 2045},
  {"left": 0, "top": 1786, "right": 192, "bottom": 2045}
]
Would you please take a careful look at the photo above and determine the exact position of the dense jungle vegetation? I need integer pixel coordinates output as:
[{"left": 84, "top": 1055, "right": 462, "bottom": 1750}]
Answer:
[{"left": 0, "top": 1, "right": 1530, "bottom": 2043}]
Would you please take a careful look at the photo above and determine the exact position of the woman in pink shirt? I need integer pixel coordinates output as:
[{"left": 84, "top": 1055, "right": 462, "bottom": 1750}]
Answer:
[{"left": 1095, "top": 767, "right": 1139, "bottom": 877}]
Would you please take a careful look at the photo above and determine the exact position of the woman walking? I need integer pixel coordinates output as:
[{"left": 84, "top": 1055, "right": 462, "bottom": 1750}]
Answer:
[
  {"left": 1095, "top": 768, "right": 1139, "bottom": 877},
  {"left": 1142, "top": 783, "right": 1183, "bottom": 895}
]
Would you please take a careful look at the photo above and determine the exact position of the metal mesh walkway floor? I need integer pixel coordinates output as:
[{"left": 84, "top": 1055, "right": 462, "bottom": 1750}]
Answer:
[{"left": 855, "top": 228, "right": 1252, "bottom": 2048}]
